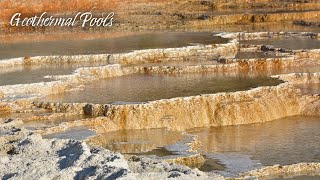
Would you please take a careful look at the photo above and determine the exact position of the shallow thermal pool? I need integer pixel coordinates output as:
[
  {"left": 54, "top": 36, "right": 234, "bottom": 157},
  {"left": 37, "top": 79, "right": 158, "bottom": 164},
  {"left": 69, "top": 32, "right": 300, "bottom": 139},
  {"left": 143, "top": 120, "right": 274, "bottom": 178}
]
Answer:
[
  {"left": 240, "top": 36, "right": 320, "bottom": 50},
  {"left": 76, "top": 116, "right": 320, "bottom": 177},
  {"left": 0, "top": 32, "right": 228, "bottom": 86},
  {"left": 187, "top": 116, "right": 320, "bottom": 176},
  {"left": 0, "top": 32, "right": 228, "bottom": 60},
  {"left": 43, "top": 73, "right": 283, "bottom": 104}
]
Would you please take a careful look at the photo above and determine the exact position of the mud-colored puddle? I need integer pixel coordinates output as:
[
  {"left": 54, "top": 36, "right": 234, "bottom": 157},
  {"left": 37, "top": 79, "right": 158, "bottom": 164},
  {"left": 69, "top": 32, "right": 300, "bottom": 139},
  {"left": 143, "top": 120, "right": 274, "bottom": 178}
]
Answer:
[
  {"left": 241, "top": 36, "right": 320, "bottom": 50},
  {"left": 0, "top": 32, "right": 228, "bottom": 60},
  {"left": 198, "top": 157, "right": 225, "bottom": 172},
  {"left": 88, "top": 128, "right": 185, "bottom": 154},
  {"left": 187, "top": 116, "right": 320, "bottom": 175},
  {"left": 44, "top": 73, "right": 283, "bottom": 104}
]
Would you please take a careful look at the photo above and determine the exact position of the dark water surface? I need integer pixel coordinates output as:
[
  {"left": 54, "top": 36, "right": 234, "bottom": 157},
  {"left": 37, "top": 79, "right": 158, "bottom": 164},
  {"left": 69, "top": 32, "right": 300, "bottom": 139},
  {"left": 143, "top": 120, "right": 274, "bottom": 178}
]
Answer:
[
  {"left": 0, "top": 32, "right": 228, "bottom": 60},
  {"left": 0, "top": 61, "right": 109, "bottom": 86},
  {"left": 187, "top": 116, "right": 320, "bottom": 175}
]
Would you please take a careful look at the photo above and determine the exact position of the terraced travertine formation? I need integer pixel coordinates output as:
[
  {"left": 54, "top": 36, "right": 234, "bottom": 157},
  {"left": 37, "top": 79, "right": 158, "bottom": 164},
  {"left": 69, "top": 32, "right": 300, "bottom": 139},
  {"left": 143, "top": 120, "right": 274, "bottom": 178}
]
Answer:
[{"left": 0, "top": 32, "right": 319, "bottom": 179}]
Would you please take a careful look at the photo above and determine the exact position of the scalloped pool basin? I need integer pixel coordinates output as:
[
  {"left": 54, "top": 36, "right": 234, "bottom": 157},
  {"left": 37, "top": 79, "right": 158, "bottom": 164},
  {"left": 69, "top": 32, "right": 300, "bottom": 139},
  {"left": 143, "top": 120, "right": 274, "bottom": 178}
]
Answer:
[
  {"left": 0, "top": 32, "right": 228, "bottom": 86},
  {"left": 43, "top": 73, "right": 283, "bottom": 104}
]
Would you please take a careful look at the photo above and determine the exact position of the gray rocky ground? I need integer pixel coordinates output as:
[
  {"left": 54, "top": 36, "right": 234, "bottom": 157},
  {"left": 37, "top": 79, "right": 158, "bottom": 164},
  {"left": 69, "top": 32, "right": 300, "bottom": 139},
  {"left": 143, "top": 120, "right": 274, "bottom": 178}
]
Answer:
[{"left": 0, "top": 120, "right": 223, "bottom": 180}]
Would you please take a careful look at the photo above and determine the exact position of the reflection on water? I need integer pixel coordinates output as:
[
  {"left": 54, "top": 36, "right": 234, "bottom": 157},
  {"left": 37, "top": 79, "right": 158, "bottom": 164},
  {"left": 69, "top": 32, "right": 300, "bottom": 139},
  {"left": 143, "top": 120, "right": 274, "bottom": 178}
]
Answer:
[
  {"left": 199, "top": 157, "right": 225, "bottom": 172},
  {"left": 241, "top": 36, "right": 320, "bottom": 50},
  {"left": 0, "top": 61, "right": 109, "bottom": 86},
  {"left": 84, "top": 115, "right": 320, "bottom": 176},
  {"left": 0, "top": 32, "right": 228, "bottom": 86},
  {"left": 89, "top": 128, "right": 184, "bottom": 154},
  {"left": 44, "top": 73, "right": 282, "bottom": 104},
  {"left": 187, "top": 116, "right": 320, "bottom": 174},
  {"left": 0, "top": 32, "right": 228, "bottom": 60}
]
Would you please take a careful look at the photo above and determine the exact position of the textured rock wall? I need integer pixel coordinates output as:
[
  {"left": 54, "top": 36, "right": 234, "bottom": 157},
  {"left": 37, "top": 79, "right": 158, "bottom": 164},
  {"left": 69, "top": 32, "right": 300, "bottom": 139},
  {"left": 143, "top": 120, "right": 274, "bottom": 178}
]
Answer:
[
  {"left": 111, "top": 41, "right": 238, "bottom": 65},
  {"left": 132, "top": 56, "right": 295, "bottom": 75},
  {"left": 294, "top": 49, "right": 320, "bottom": 60},
  {"left": 219, "top": 32, "right": 318, "bottom": 40},
  {"left": 100, "top": 84, "right": 301, "bottom": 132},
  {"left": 34, "top": 83, "right": 303, "bottom": 132},
  {"left": 275, "top": 72, "right": 320, "bottom": 84},
  {"left": 188, "top": 11, "right": 320, "bottom": 27},
  {"left": 300, "top": 95, "right": 320, "bottom": 116}
]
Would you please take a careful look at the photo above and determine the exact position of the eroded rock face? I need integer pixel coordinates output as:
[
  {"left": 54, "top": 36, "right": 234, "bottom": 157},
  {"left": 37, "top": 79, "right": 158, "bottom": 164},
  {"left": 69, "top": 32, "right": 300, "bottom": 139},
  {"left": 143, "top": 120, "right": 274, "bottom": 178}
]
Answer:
[
  {"left": 300, "top": 95, "right": 320, "bottom": 116},
  {"left": 33, "top": 83, "right": 302, "bottom": 133},
  {"left": 275, "top": 73, "right": 320, "bottom": 116},
  {"left": 276, "top": 72, "right": 320, "bottom": 84},
  {"left": 100, "top": 83, "right": 302, "bottom": 132},
  {"left": 165, "top": 154, "right": 206, "bottom": 169}
]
